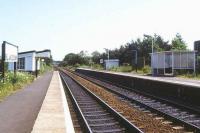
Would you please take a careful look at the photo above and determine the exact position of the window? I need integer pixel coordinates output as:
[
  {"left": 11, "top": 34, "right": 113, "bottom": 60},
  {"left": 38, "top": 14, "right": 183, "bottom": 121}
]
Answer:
[{"left": 17, "top": 57, "right": 25, "bottom": 69}]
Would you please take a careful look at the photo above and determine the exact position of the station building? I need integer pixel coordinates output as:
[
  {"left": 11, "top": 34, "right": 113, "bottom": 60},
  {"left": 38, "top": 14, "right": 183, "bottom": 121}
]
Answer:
[{"left": 8, "top": 49, "right": 51, "bottom": 72}]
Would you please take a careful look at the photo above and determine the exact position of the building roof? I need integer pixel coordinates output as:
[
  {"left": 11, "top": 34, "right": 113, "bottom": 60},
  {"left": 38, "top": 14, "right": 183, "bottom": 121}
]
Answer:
[
  {"left": 150, "top": 50, "right": 196, "bottom": 54},
  {"left": 19, "top": 49, "right": 51, "bottom": 55},
  {"left": 19, "top": 50, "right": 36, "bottom": 55},
  {"left": 36, "top": 49, "right": 51, "bottom": 53}
]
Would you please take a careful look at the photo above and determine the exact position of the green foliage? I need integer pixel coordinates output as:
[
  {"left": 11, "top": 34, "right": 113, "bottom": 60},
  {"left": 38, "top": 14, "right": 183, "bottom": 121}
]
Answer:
[
  {"left": 92, "top": 64, "right": 104, "bottom": 70},
  {"left": 91, "top": 51, "right": 101, "bottom": 64},
  {"left": 61, "top": 33, "right": 190, "bottom": 75},
  {"left": 178, "top": 73, "right": 200, "bottom": 79},
  {"left": 109, "top": 66, "right": 132, "bottom": 72},
  {"left": 74, "top": 63, "right": 80, "bottom": 68},
  {"left": 39, "top": 63, "right": 53, "bottom": 75},
  {"left": 102, "top": 34, "right": 171, "bottom": 67},
  {"left": 63, "top": 51, "right": 90, "bottom": 66},
  {"left": 0, "top": 72, "right": 34, "bottom": 101},
  {"left": 172, "top": 33, "right": 187, "bottom": 50},
  {"left": 142, "top": 65, "right": 151, "bottom": 74}
]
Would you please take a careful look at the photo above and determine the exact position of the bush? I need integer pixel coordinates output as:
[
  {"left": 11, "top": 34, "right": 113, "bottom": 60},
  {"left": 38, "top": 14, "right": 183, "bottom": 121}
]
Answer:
[
  {"left": 92, "top": 64, "right": 103, "bottom": 70},
  {"left": 142, "top": 65, "right": 151, "bottom": 74},
  {"left": 0, "top": 72, "right": 34, "bottom": 101},
  {"left": 109, "top": 66, "right": 132, "bottom": 72},
  {"left": 39, "top": 63, "right": 53, "bottom": 75}
]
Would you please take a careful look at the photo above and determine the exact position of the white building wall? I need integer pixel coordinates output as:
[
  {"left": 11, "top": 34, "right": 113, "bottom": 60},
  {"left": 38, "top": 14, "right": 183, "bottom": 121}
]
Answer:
[
  {"left": 8, "top": 50, "right": 49, "bottom": 72},
  {"left": 25, "top": 56, "right": 33, "bottom": 71}
]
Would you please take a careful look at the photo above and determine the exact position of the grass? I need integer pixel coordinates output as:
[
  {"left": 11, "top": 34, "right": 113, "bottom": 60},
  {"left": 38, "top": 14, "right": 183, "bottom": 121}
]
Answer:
[
  {"left": 0, "top": 72, "right": 34, "bottom": 101},
  {"left": 110, "top": 66, "right": 132, "bottom": 72},
  {"left": 65, "top": 63, "right": 151, "bottom": 75},
  {"left": 109, "top": 65, "right": 151, "bottom": 75},
  {"left": 177, "top": 73, "right": 200, "bottom": 80},
  {"left": 39, "top": 64, "right": 53, "bottom": 75}
]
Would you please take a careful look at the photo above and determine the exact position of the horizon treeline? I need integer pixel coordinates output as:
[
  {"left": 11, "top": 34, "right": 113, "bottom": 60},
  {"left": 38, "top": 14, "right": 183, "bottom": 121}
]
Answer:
[{"left": 61, "top": 33, "right": 187, "bottom": 67}]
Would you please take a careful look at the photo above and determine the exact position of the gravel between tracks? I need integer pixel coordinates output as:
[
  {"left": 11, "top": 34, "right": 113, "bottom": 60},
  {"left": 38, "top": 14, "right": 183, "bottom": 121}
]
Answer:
[{"left": 63, "top": 69, "right": 182, "bottom": 133}]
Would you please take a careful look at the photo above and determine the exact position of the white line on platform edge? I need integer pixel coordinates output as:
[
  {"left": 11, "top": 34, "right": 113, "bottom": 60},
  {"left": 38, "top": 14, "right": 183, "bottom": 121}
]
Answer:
[{"left": 58, "top": 71, "right": 75, "bottom": 133}]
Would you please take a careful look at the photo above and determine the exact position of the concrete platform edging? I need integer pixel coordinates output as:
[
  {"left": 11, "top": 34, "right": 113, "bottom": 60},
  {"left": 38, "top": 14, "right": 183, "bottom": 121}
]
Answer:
[
  {"left": 58, "top": 72, "right": 75, "bottom": 133},
  {"left": 31, "top": 71, "right": 75, "bottom": 133}
]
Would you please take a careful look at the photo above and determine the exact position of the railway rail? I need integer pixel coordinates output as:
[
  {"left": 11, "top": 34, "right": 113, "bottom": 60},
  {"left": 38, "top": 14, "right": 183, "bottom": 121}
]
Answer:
[
  {"left": 59, "top": 71, "right": 143, "bottom": 133},
  {"left": 73, "top": 70, "right": 200, "bottom": 132}
]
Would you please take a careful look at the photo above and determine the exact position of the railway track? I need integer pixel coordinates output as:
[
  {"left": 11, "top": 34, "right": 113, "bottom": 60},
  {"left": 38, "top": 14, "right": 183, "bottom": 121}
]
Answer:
[
  {"left": 65, "top": 86, "right": 82, "bottom": 132},
  {"left": 73, "top": 70, "right": 200, "bottom": 132},
  {"left": 59, "top": 71, "right": 143, "bottom": 133}
]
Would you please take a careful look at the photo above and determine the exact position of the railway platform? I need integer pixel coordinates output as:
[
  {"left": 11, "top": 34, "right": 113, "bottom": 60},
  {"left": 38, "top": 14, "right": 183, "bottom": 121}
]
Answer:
[
  {"left": 78, "top": 68, "right": 200, "bottom": 87},
  {"left": 76, "top": 68, "right": 200, "bottom": 106},
  {"left": 32, "top": 71, "right": 74, "bottom": 133}
]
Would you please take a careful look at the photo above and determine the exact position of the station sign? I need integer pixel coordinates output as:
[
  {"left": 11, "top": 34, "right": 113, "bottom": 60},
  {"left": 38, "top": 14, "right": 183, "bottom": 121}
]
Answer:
[
  {"left": 100, "top": 59, "right": 103, "bottom": 64},
  {"left": 1, "top": 41, "right": 19, "bottom": 82},
  {"left": 2, "top": 41, "right": 18, "bottom": 62},
  {"left": 5, "top": 43, "right": 18, "bottom": 62}
]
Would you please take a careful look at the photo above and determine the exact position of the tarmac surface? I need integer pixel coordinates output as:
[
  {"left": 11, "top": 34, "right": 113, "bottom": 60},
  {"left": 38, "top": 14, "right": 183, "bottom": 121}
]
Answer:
[{"left": 0, "top": 72, "right": 53, "bottom": 133}]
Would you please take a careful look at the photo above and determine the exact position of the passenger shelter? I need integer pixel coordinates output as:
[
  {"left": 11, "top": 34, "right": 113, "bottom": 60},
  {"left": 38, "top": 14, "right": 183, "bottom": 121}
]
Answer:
[
  {"left": 8, "top": 49, "right": 51, "bottom": 73},
  {"left": 151, "top": 51, "right": 196, "bottom": 76}
]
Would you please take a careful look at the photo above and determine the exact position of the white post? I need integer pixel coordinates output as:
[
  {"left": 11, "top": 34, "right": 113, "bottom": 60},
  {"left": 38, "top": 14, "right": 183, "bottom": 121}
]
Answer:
[
  {"left": 151, "top": 38, "right": 154, "bottom": 76},
  {"left": 157, "top": 53, "right": 158, "bottom": 75},
  {"left": 164, "top": 52, "right": 165, "bottom": 75},
  {"left": 187, "top": 52, "right": 188, "bottom": 68},
  {"left": 172, "top": 52, "right": 174, "bottom": 75},
  {"left": 194, "top": 52, "right": 196, "bottom": 74},
  {"left": 180, "top": 51, "right": 181, "bottom": 68},
  {"left": 108, "top": 50, "right": 109, "bottom": 61}
]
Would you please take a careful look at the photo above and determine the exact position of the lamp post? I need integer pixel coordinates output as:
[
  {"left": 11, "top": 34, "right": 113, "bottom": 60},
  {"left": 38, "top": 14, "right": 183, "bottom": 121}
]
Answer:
[
  {"left": 131, "top": 50, "right": 138, "bottom": 72},
  {"left": 104, "top": 48, "right": 109, "bottom": 61},
  {"left": 144, "top": 35, "right": 154, "bottom": 75},
  {"left": 104, "top": 48, "right": 110, "bottom": 70}
]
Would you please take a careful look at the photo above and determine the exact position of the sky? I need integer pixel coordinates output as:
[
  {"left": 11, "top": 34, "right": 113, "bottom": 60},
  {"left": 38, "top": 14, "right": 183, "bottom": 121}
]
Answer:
[{"left": 0, "top": 0, "right": 200, "bottom": 60}]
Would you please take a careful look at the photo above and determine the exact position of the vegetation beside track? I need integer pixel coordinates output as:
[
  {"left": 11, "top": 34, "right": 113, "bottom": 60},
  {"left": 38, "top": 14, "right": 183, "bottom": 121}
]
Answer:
[
  {"left": 0, "top": 72, "right": 34, "bottom": 101},
  {"left": 0, "top": 62, "right": 52, "bottom": 102},
  {"left": 39, "top": 63, "right": 53, "bottom": 75}
]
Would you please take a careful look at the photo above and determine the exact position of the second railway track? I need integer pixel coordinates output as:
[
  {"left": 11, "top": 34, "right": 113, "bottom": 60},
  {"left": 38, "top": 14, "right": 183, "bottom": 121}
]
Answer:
[
  {"left": 72, "top": 70, "right": 200, "bottom": 132},
  {"left": 59, "top": 71, "right": 142, "bottom": 133}
]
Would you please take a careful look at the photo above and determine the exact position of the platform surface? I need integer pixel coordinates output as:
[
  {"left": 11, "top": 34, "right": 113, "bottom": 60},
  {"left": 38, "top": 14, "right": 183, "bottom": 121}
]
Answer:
[
  {"left": 0, "top": 72, "right": 53, "bottom": 133},
  {"left": 78, "top": 68, "right": 200, "bottom": 88},
  {"left": 32, "top": 71, "right": 74, "bottom": 133}
]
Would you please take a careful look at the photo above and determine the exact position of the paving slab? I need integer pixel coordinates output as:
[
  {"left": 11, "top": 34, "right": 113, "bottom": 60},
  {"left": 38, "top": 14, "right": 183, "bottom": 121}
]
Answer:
[
  {"left": 0, "top": 72, "right": 53, "bottom": 133},
  {"left": 32, "top": 71, "right": 75, "bottom": 133}
]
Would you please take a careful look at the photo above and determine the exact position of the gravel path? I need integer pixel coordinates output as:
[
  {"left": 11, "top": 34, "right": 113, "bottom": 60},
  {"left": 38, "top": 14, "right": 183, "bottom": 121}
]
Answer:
[{"left": 0, "top": 72, "right": 53, "bottom": 133}]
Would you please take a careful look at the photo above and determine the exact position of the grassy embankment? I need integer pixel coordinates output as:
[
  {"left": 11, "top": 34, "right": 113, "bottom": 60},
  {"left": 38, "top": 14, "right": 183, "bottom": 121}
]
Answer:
[
  {"left": 0, "top": 72, "right": 34, "bottom": 101},
  {"left": 177, "top": 73, "right": 200, "bottom": 80},
  {"left": 65, "top": 63, "right": 151, "bottom": 75},
  {"left": 0, "top": 64, "right": 53, "bottom": 101},
  {"left": 39, "top": 63, "right": 53, "bottom": 75}
]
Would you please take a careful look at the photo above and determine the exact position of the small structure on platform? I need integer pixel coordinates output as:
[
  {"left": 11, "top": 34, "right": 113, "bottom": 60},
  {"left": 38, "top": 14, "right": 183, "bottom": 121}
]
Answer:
[
  {"left": 104, "top": 59, "right": 119, "bottom": 70},
  {"left": 151, "top": 51, "right": 196, "bottom": 76},
  {"left": 8, "top": 49, "right": 51, "bottom": 74}
]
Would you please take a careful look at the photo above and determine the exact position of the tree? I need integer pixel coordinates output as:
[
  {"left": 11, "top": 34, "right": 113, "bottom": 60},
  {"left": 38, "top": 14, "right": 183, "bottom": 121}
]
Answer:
[
  {"left": 171, "top": 33, "right": 187, "bottom": 50},
  {"left": 91, "top": 51, "right": 101, "bottom": 64}
]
